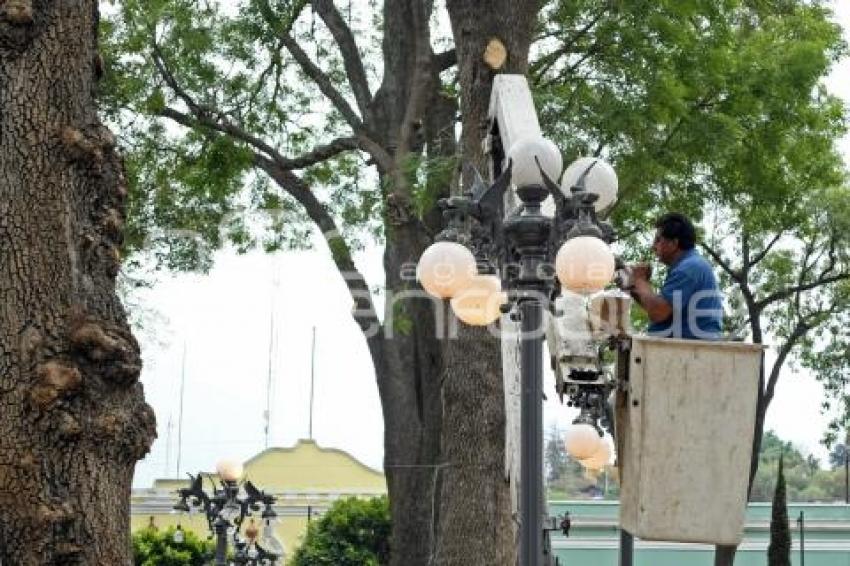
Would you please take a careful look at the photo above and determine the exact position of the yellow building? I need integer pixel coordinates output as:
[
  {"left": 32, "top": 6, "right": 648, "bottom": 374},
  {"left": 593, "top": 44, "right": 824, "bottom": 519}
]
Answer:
[{"left": 131, "top": 439, "right": 387, "bottom": 562}]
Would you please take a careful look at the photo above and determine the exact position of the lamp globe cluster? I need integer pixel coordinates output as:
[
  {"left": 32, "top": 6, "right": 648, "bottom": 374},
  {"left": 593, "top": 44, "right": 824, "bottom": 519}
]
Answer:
[
  {"left": 579, "top": 437, "right": 612, "bottom": 470},
  {"left": 564, "top": 425, "right": 613, "bottom": 470},
  {"left": 563, "top": 423, "right": 601, "bottom": 460},
  {"left": 216, "top": 459, "right": 244, "bottom": 482},
  {"left": 561, "top": 156, "right": 619, "bottom": 212},
  {"left": 507, "top": 136, "right": 563, "bottom": 187},
  {"left": 417, "top": 241, "right": 477, "bottom": 299},
  {"left": 417, "top": 136, "right": 620, "bottom": 323},
  {"left": 554, "top": 236, "right": 616, "bottom": 295},
  {"left": 450, "top": 274, "right": 507, "bottom": 326}
]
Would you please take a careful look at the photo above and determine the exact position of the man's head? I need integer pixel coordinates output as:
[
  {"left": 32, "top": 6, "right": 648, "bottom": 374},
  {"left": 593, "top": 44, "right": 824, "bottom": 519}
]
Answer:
[{"left": 653, "top": 212, "right": 696, "bottom": 265}]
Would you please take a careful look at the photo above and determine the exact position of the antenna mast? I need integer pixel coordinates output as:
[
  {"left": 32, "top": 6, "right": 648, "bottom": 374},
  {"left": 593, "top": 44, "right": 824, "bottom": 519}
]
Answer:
[
  {"left": 176, "top": 341, "right": 187, "bottom": 477},
  {"left": 264, "top": 263, "right": 281, "bottom": 448},
  {"left": 308, "top": 326, "right": 316, "bottom": 440}
]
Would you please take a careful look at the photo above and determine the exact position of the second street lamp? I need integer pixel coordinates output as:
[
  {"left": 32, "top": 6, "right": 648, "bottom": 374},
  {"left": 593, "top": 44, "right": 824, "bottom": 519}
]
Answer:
[
  {"left": 418, "top": 138, "right": 622, "bottom": 565},
  {"left": 173, "top": 459, "right": 283, "bottom": 565}
]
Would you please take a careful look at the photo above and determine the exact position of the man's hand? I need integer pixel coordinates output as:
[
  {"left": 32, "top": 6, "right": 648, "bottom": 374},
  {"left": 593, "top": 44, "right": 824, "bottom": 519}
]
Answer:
[{"left": 630, "top": 262, "right": 652, "bottom": 282}]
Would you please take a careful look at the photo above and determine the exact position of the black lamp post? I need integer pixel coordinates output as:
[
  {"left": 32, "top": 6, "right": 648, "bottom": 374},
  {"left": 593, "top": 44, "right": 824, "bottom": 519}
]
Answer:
[
  {"left": 173, "top": 463, "right": 282, "bottom": 566},
  {"left": 418, "top": 142, "right": 620, "bottom": 566}
]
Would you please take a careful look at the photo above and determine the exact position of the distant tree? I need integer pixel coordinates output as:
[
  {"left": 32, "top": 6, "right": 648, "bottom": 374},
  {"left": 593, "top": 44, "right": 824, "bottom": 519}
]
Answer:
[
  {"left": 545, "top": 424, "right": 569, "bottom": 483},
  {"left": 132, "top": 526, "right": 213, "bottom": 566},
  {"left": 768, "top": 455, "right": 791, "bottom": 566},
  {"left": 829, "top": 443, "right": 847, "bottom": 469},
  {"left": 290, "top": 496, "right": 391, "bottom": 566}
]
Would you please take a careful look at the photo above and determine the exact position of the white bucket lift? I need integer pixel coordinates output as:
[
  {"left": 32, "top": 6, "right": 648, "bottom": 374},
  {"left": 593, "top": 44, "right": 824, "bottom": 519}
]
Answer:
[{"left": 617, "top": 336, "right": 763, "bottom": 545}]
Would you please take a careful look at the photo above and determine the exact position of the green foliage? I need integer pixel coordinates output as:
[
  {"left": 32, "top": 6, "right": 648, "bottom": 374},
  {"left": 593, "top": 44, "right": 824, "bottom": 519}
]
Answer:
[
  {"left": 829, "top": 443, "right": 847, "bottom": 469},
  {"left": 100, "top": 0, "right": 383, "bottom": 271},
  {"left": 768, "top": 455, "right": 791, "bottom": 566},
  {"left": 132, "top": 526, "right": 214, "bottom": 566},
  {"left": 750, "top": 431, "right": 847, "bottom": 502},
  {"left": 290, "top": 496, "right": 391, "bottom": 566},
  {"left": 536, "top": 0, "right": 850, "bottom": 446}
]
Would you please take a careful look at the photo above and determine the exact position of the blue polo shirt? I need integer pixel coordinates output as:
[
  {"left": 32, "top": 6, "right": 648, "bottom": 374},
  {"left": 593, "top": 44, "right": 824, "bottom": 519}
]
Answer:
[{"left": 647, "top": 249, "right": 723, "bottom": 340}]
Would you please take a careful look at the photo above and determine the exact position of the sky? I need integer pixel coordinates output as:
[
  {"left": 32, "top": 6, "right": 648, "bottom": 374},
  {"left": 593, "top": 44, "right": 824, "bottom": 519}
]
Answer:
[{"left": 130, "top": 1, "right": 850, "bottom": 488}]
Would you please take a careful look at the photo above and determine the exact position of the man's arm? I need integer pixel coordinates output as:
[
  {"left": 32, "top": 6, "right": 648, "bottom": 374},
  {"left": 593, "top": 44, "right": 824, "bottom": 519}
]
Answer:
[{"left": 630, "top": 278, "right": 673, "bottom": 324}]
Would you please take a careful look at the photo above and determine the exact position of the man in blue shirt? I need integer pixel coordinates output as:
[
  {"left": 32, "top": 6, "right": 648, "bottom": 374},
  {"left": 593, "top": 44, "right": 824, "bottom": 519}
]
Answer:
[{"left": 629, "top": 213, "right": 723, "bottom": 340}]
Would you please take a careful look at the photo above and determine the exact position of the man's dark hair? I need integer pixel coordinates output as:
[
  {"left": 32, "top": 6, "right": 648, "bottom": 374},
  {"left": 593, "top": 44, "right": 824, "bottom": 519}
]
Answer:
[{"left": 656, "top": 212, "right": 696, "bottom": 250}]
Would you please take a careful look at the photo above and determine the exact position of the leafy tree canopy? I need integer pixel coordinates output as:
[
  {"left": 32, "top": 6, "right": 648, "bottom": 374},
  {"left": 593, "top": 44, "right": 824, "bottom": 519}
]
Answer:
[
  {"left": 132, "top": 525, "right": 214, "bottom": 566},
  {"left": 751, "top": 431, "right": 847, "bottom": 502},
  {"left": 290, "top": 496, "right": 391, "bottom": 566}
]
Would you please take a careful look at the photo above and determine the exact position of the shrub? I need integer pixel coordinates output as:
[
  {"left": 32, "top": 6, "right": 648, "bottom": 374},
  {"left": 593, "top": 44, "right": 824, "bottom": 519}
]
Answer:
[{"left": 290, "top": 496, "right": 391, "bottom": 566}]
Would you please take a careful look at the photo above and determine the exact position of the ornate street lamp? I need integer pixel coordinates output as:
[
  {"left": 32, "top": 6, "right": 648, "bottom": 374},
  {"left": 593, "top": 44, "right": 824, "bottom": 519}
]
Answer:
[
  {"left": 417, "top": 134, "right": 622, "bottom": 565},
  {"left": 173, "top": 459, "right": 283, "bottom": 566}
]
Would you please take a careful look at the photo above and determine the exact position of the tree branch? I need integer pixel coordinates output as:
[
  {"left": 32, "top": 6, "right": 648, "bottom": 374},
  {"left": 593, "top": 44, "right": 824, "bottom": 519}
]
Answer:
[
  {"left": 276, "top": 30, "right": 395, "bottom": 173},
  {"left": 396, "top": 0, "right": 432, "bottom": 159},
  {"left": 281, "top": 136, "right": 360, "bottom": 169},
  {"left": 254, "top": 154, "right": 383, "bottom": 351},
  {"left": 700, "top": 243, "right": 742, "bottom": 284},
  {"left": 160, "top": 106, "right": 360, "bottom": 172},
  {"left": 311, "top": 0, "right": 372, "bottom": 117},
  {"left": 746, "top": 231, "right": 784, "bottom": 270},
  {"left": 279, "top": 31, "right": 364, "bottom": 130},
  {"left": 530, "top": 8, "right": 609, "bottom": 80},
  {"left": 434, "top": 48, "right": 457, "bottom": 71},
  {"left": 755, "top": 273, "right": 850, "bottom": 311},
  {"left": 764, "top": 318, "right": 812, "bottom": 408},
  {"left": 158, "top": 106, "right": 288, "bottom": 166}
]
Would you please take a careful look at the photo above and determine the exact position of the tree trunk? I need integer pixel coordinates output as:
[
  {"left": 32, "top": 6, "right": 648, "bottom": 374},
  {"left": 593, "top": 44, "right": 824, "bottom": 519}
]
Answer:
[
  {"left": 435, "top": 324, "right": 514, "bottom": 566},
  {"left": 0, "top": 3, "right": 156, "bottom": 564},
  {"left": 433, "top": 3, "right": 540, "bottom": 564},
  {"left": 369, "top": 1, "right": 450, "bottom": 564}
]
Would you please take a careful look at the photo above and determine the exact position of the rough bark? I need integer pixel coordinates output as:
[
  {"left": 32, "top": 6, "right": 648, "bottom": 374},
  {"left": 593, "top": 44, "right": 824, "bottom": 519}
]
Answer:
[
  {"left": 433, "top": 3, "right": 540, "bottom": 564},
  {"left": 369, "top": 2, "right": 449, "bottom": 564},
  {"left": 0, "top": 3, "right": 156, "bottom": 564}
]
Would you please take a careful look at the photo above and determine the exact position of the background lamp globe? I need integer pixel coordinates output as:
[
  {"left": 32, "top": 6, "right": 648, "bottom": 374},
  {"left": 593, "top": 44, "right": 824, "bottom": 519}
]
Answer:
[
  {"left": 555, "top": 236, "right": 616, "bottom": 294},
  {"left": 564, "top": 423, "right": 602, "bottom": 460},
  {"left": 579, "top": 438, "right": 612, "bottom": 470},
  {"left": 450, "top": 275, "right": 506, "bottom": 326},
  {"left": 507, "top": 136, "right": 563, "bottom": 187},
  {"left": 561, "top": 157, "right": 619, "bottom": 212},
  {"left": 417, "top": 241, "right": 477, "bottom": 299},
  {"left": 216, "top": 459, "right": 244, "bottom": 482}
]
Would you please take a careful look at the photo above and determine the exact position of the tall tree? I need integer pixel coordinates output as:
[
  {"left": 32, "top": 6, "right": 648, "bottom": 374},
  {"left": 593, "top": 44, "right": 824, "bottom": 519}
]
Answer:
[
  {"left": 532, "top": 2, "right": 848, "bottom": 561},
  {"left": 102, "top": 1, "right": 847, "bottom": 564},
  {"left": 0, "top": 2, "right": 156, "bottom": 564},
  {"left": 767, "top": 455, "right": 791, "bottom": 566},
  {"left": 103, "top": 1, "right": 538, "bottom": 563}
]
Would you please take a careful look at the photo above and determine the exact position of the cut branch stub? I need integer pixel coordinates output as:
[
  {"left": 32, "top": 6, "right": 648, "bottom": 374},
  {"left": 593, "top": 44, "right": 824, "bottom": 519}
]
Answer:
[{"left": 484, "top": 38, "right": 508, "bottom": 70}]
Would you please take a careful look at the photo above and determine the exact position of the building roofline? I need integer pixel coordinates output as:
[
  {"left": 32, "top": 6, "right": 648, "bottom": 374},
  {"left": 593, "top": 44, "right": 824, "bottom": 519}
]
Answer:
[{"left": 149, "top": 439, "right": 384, "bottom": 485}]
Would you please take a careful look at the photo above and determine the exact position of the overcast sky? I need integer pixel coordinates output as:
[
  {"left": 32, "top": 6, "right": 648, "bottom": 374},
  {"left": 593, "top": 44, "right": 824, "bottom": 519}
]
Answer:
[{"left": 130, "top": 1, "right": 850, "bottom": 488}]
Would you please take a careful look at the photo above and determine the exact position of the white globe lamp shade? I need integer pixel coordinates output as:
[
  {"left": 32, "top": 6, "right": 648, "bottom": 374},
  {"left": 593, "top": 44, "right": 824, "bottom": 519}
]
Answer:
[
  {"left": 564, "top": 423, "right": 602, "bottom": 460},
  {"left": 216, "top": 459, "right": 244, "bottom": 482},
  {"left": 580, "top": 438, "right": 612, "bottom": 470},
  {"left": 450, "top": 275, "right": 506, "bottom": 326},
  {"left": 561, "top": 157, "right": 618, "bottom": 212},
  {"left": 555, "top": 236, "right": 616, "bottom": 294},
  {"left": 507, "top": 136, "right": 563, "bottom": 188},
  {"left": 417, "top": 241, "right": 477, "bottom": 299}
]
